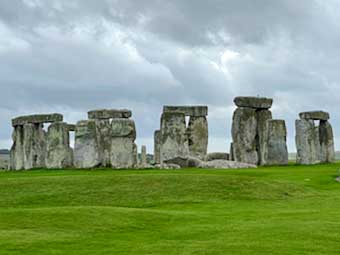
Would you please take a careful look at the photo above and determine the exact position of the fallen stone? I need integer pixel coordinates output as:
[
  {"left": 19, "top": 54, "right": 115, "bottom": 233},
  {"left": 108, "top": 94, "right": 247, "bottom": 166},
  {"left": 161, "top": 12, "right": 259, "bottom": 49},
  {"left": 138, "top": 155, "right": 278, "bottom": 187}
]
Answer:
[
  {"left": 299, "top": 111, "right": 330, "bottom": 121},
  {"left": 198, "top": 160, "right": 257, "bottom": 169},
  {"left": 160, "top": 112, "right": 189, "bottom": 162},
  {"left": 163, "top": 156, "right": 202, "bottom": 168},
  {"left": 163, "top": 106, "right": 208, "bottom": 117},
  {"left": 46, "top": 122, "right": 73, "bottom": 169},
  {"left": 262, "top": 120, "right": 288, "bottom": 166},
  {"left": 74, "top": 120, "right": 101, "bottom": 169},
  {"left": 155, "top": 163, "right": 181, "bottom": 170},
  {"left": 12, "top": 113, "right": 63, "bottom": 127},
  {"left": 187, "top": 116, "right": 208, "bottom": 159},
  {"left": 88, "top": 109, "right": 132, "bottom": 120},
  {"left": 205, "top": 153, "right": 230, "bottom": 161},
  {"left": 234, "top": 97, "right": 273, "bottom": 109},
  {"left": 232, "top": 107, "right": 258, "bottom": 165}
]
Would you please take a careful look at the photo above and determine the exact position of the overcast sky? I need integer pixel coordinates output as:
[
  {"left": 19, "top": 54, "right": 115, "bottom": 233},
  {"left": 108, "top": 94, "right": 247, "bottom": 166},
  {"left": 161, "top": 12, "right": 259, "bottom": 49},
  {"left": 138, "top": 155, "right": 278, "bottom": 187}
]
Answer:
[{"left": 1, "top": 0, "right": 340, "bottom": 153}]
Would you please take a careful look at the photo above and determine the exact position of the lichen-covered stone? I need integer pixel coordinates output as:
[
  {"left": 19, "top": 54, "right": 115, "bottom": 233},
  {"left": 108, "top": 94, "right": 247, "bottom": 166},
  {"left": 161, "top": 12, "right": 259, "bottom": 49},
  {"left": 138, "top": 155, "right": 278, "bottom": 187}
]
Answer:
[
  {"left": 154, "top": 130, "right": 161, "bottom": 164},
  {"left": 256, "top": 110, "right": 273, "bottom": 165},
  {"left": 205, "top": 152, "right": 229, "bottom": 161},
  {"left": 12, "top": 114, "right": 63, "bottom": 127},
  {"left": 22, "top": 123, "right": 47, "bottom": 170},
  {"left": 299, "top": 111, "right": 330, "bottom": 121},
  {"left": 95, "top": 119, "right": 112, "bottom": 167},
  {"left": 163, "top": 156, "right": 202, "bottom": 168},
  {"left": 140, "top": 145, "right": 147, "bottom": 167},
  {"left": 110, "top": 138, "right": 137, "bottom": 169},
  {"left": 232, "top": 107, "right": 258, "bottom": 164},
  {"left": 262, "top": 120, "right": 288, "bottom": 166},
  {"left": 74, "top": 120, "right": 101, "bottom": 169},
  {"left": 319, "top": 121, "right": 335, "bottom": 163},
  {"left": 163, "top": 106, "right": 208, "bottom": 117},
  {"left": 187, "top": 116, "right": 208, "bottom": 159},
  {"left": 46, "top": 122, "right": 73, "bottom": 169},
  {"left": 111, "top": 119, "right": 136, "bottom": 139},
  {"left": 160, "top": 112, "right": 189, "bottom": 162},
  {"left": 234, "top": 97, "right": 273, "bottom": 109},
  {"left": 198, "top": 160, "right": 257, "bottom": 169},
  {"left": 10, "top": 125, "right": 25, "bottom": 170},
  {"left": 295, "top": 119, "right": 319, "bottom": 165},
  {"left": 88, "top": 109, "right": 132, "bottom": 119}
]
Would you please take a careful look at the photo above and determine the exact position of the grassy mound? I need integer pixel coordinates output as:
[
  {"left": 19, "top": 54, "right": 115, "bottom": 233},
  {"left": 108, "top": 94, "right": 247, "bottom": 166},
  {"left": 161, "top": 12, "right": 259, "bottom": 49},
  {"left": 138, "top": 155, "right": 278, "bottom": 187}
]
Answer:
[{"left": 1, "top": 163, "right": 340, "bottom": 254}]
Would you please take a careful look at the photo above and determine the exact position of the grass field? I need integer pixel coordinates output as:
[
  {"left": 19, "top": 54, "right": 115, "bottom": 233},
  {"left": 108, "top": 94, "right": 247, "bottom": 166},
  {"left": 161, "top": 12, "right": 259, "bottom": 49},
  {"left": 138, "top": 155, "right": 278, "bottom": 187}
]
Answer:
[{"left": 1, "top": 164, "right": 340, "bottom": 254}]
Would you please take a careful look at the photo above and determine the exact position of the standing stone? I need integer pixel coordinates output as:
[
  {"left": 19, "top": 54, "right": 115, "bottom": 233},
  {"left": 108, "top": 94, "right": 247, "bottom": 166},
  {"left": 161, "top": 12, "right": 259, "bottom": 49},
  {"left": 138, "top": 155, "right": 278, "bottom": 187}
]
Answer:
[
  {"left": 319, "top": 121, "right": 335, "bottom": 163},
  {"left": 230, "top": 143, "right": 234, "bottom": 161},
  {"left": 256, "top": 110, "right": 273, "bottom": 165},
  {"left": 140, "top": 145, "right": 147, "bottom": 167},
  {"left": 74, "top": 120, "right": 101, "bottom": 169},
  {"left": 263, "top": 120, "right": 288, "bottom": 166},
  {"left": 160, "top": 112, "right": 189, "bottom": 163},
  {"left": 154, "top": 130, "right": 161, "bottom": 164},
  {"left": 232, "top": 107, "right": 258, "bottom": 164},
  {"left": 10, "top": 125, "right": 25, "bottom": 170},
  {"left": 110, "top": 118, "right": 137, "bottom": 169},
  {"left": 314, "top": 126, "right": 321, "bottom": 161},
  {"left": 295, "top": 119, "right": 319, "bottom": 165},
  {"left": 22, "top": 123, "right": 47, "bottom": 170},
  {"left": 46, "top": 122, "right": 73, "bottom": 169},
  {"left": 187, "top": 116, "right": 208, "bottom": 159},
  {"left": 95, "top": 119, "right": 112, "bottom": 167}
]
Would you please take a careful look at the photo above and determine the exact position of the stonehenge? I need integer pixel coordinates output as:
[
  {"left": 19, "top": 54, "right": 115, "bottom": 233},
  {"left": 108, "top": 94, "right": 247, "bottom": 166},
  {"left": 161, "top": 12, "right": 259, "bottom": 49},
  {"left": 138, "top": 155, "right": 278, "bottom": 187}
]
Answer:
[
  {"left": 156, "top": 106, "right": 208, "bottom": 164},
  {"left": 231, "top": 97, "right": 288, "bottom": 166},
  {"left": 7, "top": 100, "right": 337, "bottom": 171},
  {"left": 10, "top": 114, "right": 73, "bottom": 170},
  {"left": 295, "top": 111, "right": 335, "bottom": 165}
]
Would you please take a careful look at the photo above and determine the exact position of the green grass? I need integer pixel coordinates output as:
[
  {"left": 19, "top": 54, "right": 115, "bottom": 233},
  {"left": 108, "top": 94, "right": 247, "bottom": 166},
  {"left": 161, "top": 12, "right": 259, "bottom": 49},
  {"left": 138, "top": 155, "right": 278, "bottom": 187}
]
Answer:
[{"left": 1, "top": 163, "right": 340, "bottom": 254}]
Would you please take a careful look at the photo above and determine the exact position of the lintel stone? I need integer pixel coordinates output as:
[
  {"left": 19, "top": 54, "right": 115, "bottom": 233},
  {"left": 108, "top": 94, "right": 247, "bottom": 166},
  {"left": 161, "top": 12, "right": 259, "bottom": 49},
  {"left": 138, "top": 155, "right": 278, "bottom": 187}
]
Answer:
[
  {"left": 163, "top": 106, "right": 208, "bottom": 117},
  {"left": 299, "top": 111, "right": 330, "bottom": 121},
  {"left": 12, "top": 113, "right": 63, "bottom": 127},
  {"left": 234, "top": 97, "right": 273, "bottom": 109},
  {"left": 88, "top": 109, "right": 132, "bottom": 120}
]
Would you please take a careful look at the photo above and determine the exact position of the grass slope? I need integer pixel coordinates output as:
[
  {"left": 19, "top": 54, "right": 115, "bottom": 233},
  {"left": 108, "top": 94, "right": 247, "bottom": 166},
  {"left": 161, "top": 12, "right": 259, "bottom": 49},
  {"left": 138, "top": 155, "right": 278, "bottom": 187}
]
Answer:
[{"left": 1, "top": 164, "right": 340, "bottom": 254}]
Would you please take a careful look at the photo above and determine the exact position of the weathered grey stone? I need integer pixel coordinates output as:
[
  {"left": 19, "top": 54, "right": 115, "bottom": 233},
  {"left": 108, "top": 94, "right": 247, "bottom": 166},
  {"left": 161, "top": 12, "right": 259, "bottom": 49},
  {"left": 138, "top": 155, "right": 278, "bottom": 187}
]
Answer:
[
  {"left": 154, "top": 130, "right": 161, "bottom": 164},
  {"left": 74, "top": 120, "right": 101, "bottom": 169},
  {"left": 46, "top": 122, "right": 73, "bottom": 169},
  {"left": 10, "top": 125, "right": 25, "bottom": 170},
  {"left": 319, "top": 121, "right": 335, "bottom": 163},
  {"left": 140, "top": 145, "right": 147, "bottom": 167},
  {"left": 256, "top": 110, "right": 273, "bottom": 165},
  {"left": 163, "top": 106, "right": 208, "bottom": 117},
  {"left": 156, "top": 163, "right": 181, "bottom": 170},
  {"left": 163, "top": 156, "right": 202, "bottom": 168},
  {"left": 110, "top": 138, "right": 137, "bottom": 169},
  {"left": 205, "top": 152, "right": 229, "bottom": 161},
  {"left": 232, "top": 107, "right": 258, "bottom": 165},
  {"left": 95, "top": 119, "right": 112, "bottom": 167},
  {"left": 160, "top": 112, "right": 189, "bottom": 162},
  {"left": 88, "top": 109, "right": 132, "bottom": 120},
  {"left": 234, "top": 97, "right": 273, "bottom": 109},
  {"left": 187, "top": 116, "right": 208, "bottom": 159},
  {"left": 198, "top": 160, "right": 257, "bottom": 169},
  {"left": 111, "top": 119, "right": 136, "bottom": 139},
  {"left": 262, "top": 120, "right": 288, "bottom": 166},
  {"left": 22, "top": 123, "right": 47, "bottom": 170},
  {"left": 230, "top": 143, "right": 234, "bottom": 161},
  {"left": 299, "top": 111, "right": 330, "bottom": 121},
  {"left": 12, "top": 114, "right": 63, "bottom": 127},
  {"left": 295, "top": 119, "right": 319, "bottom": 165}
]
